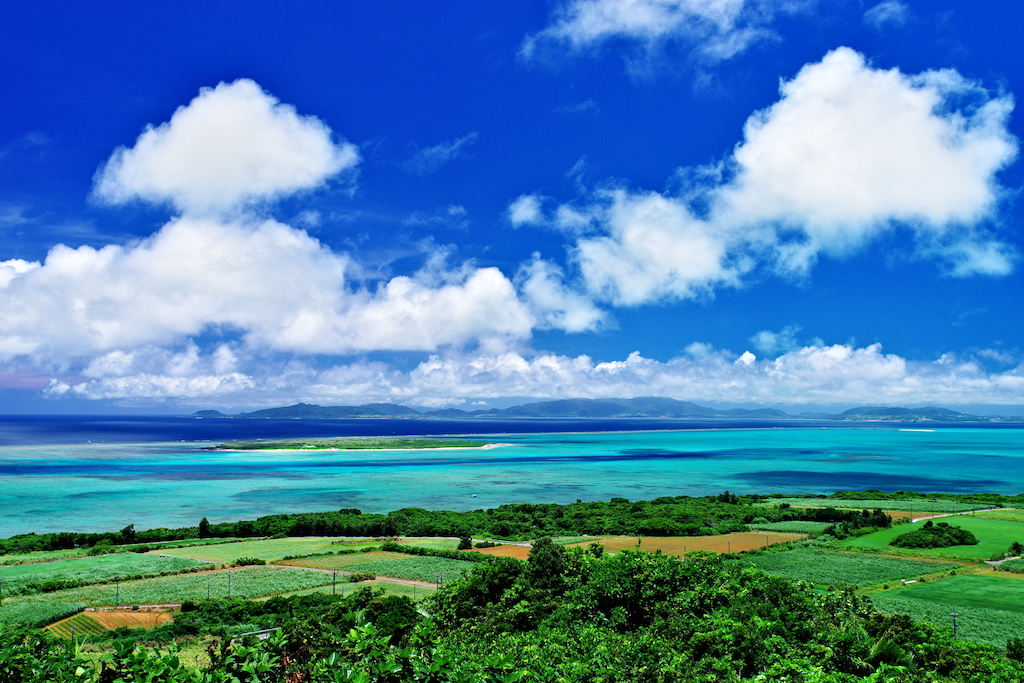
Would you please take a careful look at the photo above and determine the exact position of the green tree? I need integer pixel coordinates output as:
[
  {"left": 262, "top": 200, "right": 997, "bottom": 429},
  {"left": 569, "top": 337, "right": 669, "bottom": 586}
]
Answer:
[{"left": 198, "top": 516, "right": 211, "bottom": 538}]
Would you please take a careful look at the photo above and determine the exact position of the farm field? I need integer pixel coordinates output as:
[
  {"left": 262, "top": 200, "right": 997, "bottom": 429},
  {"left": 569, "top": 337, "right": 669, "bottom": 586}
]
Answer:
[
  {"left": 742, "top": 549, "right": 962, "bottom": 586},
  {"left": 262, "top": 579, "right": 436, "bottom": 601},
  {"left": 152, "top": 537, "right": 378, "bottom": 563},
  {"left": 871, "top": 594, "right": 1024, "bottom": 646},
  {"left": 395, "top": 537, "right": 461, "bottom": 550},
  {"left": 747, "top": 521, "right": 834, "bottom": 534},
  {"left": 975, "top": 509, "right": 1024, "bottom": 523},
  {"left": 0, "top": 553, "right": 209, "bottom": 592},
  {"left": 762, "top": 499, "right": 989, "bottom": 514},
  {"left": 870, "top": 574, "right": 1024, "bottom": 613},
  {"left": 0, "top": 548, "right": 97, "bottom": 565},
  {"left": 840, "top": 516, "right": 1024, "bottom": 560},
  {"left": 4, "top": 566, "right": 333, "bottom": 607},
  {"left": 47, "top": 610, "right": 172, "bottom": 638},
  {"left": 280, "top": 551, "right": 476, "bottom": 583},
  {"left": 467, "top": 545, "right": 532, "bottom": 560},
  {"left": 570, "top": 532, "right": 805, "bottom": 555},
  {"left": 0, "top": 601, "right": 84, "bottom": 628}
]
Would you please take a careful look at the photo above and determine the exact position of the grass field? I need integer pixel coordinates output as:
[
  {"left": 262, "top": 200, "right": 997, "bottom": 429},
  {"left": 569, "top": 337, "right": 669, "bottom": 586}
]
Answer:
[
  {"left": 743, "top": 549, "right": 961, "bottom": 586},
  {"left": 747, "top": 521, "right": 835, "bottom": 534},
  {"left": 0, "top": 553, "right": 209, "bottom": 592},
  {"left": 570, "top": 532, "right": 805, "bottom": 556},
  {"left": 763, "top": 499, "right": 989, "bottom": 514},
  {"left": 395, "top": 538, "right": 461, "bottom": 550},
  {"left": 4, "top": 566, "right": 334, "bottom": 606},
  {"left": 840, "top": 516, "right": 1024, "bottom": 560},
  {"left": 975, "top": 509, "right": 1024, "bottom": 523},
  {"left": 280, "top": 551, "right": 476, "bottom": 583},
  {"left": 871, "top": 574, "right": 1024, "bottom": 613},
  {"left": 152, "top": 537, "right": 379, "bottom": 563},
  {"left": 0, "top": 548, "right": 97, "bottom": 565}
]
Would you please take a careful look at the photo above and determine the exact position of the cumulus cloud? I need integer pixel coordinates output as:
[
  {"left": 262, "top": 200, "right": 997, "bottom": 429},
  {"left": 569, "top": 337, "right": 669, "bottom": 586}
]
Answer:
[
  {"left": 93, "top": 79, "right": 359, "bottom": 217},
  {"left": 516, "top": 255, "right": 608, "bottom": 332},
  {"left": 61, "top": 341, "right": 1024, "bottom": 409},
  {"left": 522, "top": 0, "right": 814, "bottom": 65},
  {"left": 523, "top": 48, "right": 1017, "bottom": 306},
  {"left": 863, "top": 1, "right": 910, "bottom": 30},
  {"left": 0, "top": 217, "right": 543, "bottom": 359},
  {"left": 403, "top": 132, "right": 479, "bottom": 175}
]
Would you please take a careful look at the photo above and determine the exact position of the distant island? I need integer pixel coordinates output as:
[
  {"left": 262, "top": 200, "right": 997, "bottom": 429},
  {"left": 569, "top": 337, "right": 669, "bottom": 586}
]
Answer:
[
  {"left": 191, "top": 397, "right": 1017, "bottom": 422},
  {"left": 216, "top": 437, "right": 490, "bottom": 450}
]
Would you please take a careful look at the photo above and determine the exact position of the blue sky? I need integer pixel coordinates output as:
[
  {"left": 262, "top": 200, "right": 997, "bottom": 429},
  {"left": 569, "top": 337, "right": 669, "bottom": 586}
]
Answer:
[{"left": 1, "top": 0, "right": 1023, "bottom": 413}]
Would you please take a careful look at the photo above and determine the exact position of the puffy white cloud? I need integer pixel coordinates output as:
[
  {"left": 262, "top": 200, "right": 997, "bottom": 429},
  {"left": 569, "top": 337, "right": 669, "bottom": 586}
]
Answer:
[
  {"left": 93, "top": 79, "right": 359, "bottom": 216},
  {"left": 532, "top": 48, "right": 1017, "bottom": 306},
  {"left": 516, "top": 255, "right": 607, "bottom": 332},
  {"left": 0, "top": 217, "right": 542, "bottom": 359},
  {"left": 403, "top": 132, "right": 479, "bottom": 175},
  {"left": 522, "top": 0, "right": 813, "bottom": 64},
  {"left": 863, "top": 0, "right": 910, "bottom": 30},
  {"left": 718, "top": 48, "right": 1017, "bottom": 263}
]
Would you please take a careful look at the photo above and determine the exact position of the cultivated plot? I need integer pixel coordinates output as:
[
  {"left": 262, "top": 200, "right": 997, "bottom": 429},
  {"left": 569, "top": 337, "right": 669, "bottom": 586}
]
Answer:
[
  {"left": 152, "top": 537, "right": 377, "bottom": 563},
  {"left": 5, "top": 566, "right": 333, "bottom": 606},
  {"left": 742, "top": 549, "right": 961, "bottom": 586},
  {"left": 280, "top": 551, "right": 476, "bottom": 583},
  {"left": 571, "top": 533, "right": 805, "bottom": 556},
  {"left": 0, "top": 553, "right": 209, "bottom": 592}
]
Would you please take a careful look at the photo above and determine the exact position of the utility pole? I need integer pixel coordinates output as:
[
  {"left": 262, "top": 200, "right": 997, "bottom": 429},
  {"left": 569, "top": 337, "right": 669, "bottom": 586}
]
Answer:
[
  {"left": 227, "top": 572, "right": 234, "bottom": 599},
  {"left": 332, "top": 571, "right": 337, "bottom": 595},
  {"left": 950, "top": 611, "right": 959, "bottom": 638},
  {"left": 115, "top": 577, "right": 120, "bottom": 607}
]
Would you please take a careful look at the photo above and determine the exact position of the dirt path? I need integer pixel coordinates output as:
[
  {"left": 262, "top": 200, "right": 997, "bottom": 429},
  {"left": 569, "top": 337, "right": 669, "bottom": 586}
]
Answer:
[{"left": 911, "top": 507, "right": 1014, "bottom": 523}]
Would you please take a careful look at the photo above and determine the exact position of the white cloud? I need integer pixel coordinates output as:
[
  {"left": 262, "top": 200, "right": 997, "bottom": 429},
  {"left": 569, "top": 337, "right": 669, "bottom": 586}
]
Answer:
[
  {"left": 532, "top": 48, "right": 1017, "bottom": 306},
  {"left": 516, "top": 255, "right": 608, "bottom": 332},
  {"left": 93, "top": 79, "right": 359, "bottom": 217},
  {"left": 863, "top": 1, "right": 910, "bottom": 30},
  {"left": 0, "top": 217, "right": 545, "bottom": 359},
  {"left": 403, "top": 132, "right": 479, "bottom": 175},
  {"left": 522, "top": 0, "right": 814, "bottom": 65}
]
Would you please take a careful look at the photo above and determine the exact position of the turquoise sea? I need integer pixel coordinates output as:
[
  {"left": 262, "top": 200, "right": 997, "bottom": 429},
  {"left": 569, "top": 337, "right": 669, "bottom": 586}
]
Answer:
[{"left": 1, "top": 417, "right": 1022, "bottom": 537}]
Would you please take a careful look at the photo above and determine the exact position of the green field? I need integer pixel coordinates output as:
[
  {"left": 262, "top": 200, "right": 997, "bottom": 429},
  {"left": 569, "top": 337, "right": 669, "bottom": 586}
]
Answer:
[
  {"left": 747, "top": 521, "right": 834, "bottom": 534},
  {"left": 840, "top": 516, "right": 1024, "bottom": 559},
  {"left": 282, "top": 551, "right": 476, "bottom": 583},
  {"left": 395, "top": 537, "right": 462, "bottom": 550},
  {"left": 0, "top": 548, "right": 97, "bottom": 565},
  {"left": 0, "top": 601, "right": 85, "bottom": 628},
  {"left": 219, "top": 437, "right": 488, "bottom": 450},
  {"left": 742, "top": 549, "right": 961, "bottom": 586},
  {"left": 763, "top": 499, "right": 989, "bottom": 514},
  {"left": 4, "top": 566, "right": 333, "bottom": 607},
  {"left": 152, "top": 537, "right": 379, "bottom": 563},
  {"left": 871, "top": 577, "right": 1024, "bottom": 647},
  {"left": 264, "top": 579, "right": 436, "bottom": 602},
  {"left": 975, "top": 509, "right": 1024, "bottom": 523},
  {"left": 0, "top": 553, "right": 209, "bottom": 593}
]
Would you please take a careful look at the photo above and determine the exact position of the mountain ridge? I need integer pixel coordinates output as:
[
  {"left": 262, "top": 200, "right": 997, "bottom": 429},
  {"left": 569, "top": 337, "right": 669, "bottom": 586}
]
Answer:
[{"left": 190, "top": 398, "right": 1009, "bottom": 421}]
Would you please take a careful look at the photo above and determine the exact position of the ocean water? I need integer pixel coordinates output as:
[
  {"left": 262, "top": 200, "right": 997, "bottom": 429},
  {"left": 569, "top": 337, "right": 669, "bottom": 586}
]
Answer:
[{"left": 0, "top": 416, "right": 1021, "bottom": 537}]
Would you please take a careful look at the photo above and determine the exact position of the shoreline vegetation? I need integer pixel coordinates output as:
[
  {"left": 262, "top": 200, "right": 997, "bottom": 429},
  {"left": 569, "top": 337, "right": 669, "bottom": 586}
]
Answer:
[{"left": 214, "top": 437, "right": 492, "bottom": 451}]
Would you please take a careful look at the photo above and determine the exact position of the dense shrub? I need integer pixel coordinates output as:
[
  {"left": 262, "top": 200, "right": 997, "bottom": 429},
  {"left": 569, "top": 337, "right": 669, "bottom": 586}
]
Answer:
[{"left": 890, "top": 520, "right": 979, "bottom": 548}]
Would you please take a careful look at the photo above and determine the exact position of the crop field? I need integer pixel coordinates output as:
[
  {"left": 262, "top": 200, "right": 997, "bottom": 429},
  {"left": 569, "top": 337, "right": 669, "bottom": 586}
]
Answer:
[
  {"left": 0, "top": 553, "right": 209, "bottom": 592},
  {"left": 467, "top": 545, "right": 532, "bottom": 560},
  {"left": 763, "top": 499, "right": 988, "bottom": 514},
  {"left": 975, "top": 509, "right": 1024, "bottom": 523},
  {"left": 571, "top": 532, "right": 805, "bottom": 556},
  {"left": 280, "top": 551, "right": 476, "bottom": 583},
  {"left": 840, "top": 516, "right": 1024, "bottom": 560},
  {"left": 46, "top": 610, "right": 172, "bottom": 637},
  {"left": 262, "top": 579, "right": 436, "bottom": 601},
  {"left": 395, "top": 537, "right": 461, "bottom": 550},
  {"left": 0, "top": 601, "right": 84, "bottom": 628},
  {"left": 0, "top": 548, "right": 96, "bottom": 565},
  {"left": 742, "top": 549, "right": 961, "bottom": 586},
  {"left": 871, "top": 574, "right": 1024, "bottom": 613},
  {"left": 747, "top": 521, "right": 835, "bottom": 534},
  {"left": 153, "top": 537, "right": 379, "bottom": 563},
  {"left": 5, "top": 566, "right": 333, "bottom": 606},
  {"left": 871, "top": 594, "right": 1024, "bottom": 646}
]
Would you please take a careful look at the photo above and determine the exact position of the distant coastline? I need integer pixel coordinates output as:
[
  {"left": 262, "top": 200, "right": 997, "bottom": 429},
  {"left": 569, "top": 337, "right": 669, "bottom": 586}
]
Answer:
[{"left": 191, "top": 397, "right": 1021, "bottom": 423}]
